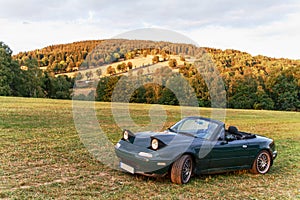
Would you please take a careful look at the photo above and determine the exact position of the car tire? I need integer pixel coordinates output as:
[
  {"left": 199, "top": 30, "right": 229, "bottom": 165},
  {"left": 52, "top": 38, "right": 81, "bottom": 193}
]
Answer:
[
  {"left": 250, "top": 150, "right": 271, "bottom": 174},
  {"left": 170, "top": 155, "right": 193, "bottom": 184}
]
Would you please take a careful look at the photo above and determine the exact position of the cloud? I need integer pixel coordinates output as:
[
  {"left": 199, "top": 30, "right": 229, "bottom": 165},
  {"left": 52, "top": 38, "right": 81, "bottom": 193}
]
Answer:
[
  {"left": 0, "top": 0, "right": 299, "bottom": 59},
  {"left": 0, "top": 0, "right": 296, "bottom": 27},
  {"left": 0, "top": 19, "right": 118, "bottom": 53},
  {"left": 184, "top": 11, "right": 300, "bottom": 59}
]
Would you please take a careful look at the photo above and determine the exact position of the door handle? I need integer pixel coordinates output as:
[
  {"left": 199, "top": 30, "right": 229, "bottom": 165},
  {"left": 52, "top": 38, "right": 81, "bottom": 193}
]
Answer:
[{"left": 242, "top": 145, "right": 248, "bottom": 148}]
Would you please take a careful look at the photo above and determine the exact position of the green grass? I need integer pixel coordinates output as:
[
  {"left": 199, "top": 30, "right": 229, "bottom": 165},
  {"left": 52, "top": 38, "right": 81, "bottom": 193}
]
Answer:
[{"left": 0, "top": 96, "right": 299, "bottom": 199}]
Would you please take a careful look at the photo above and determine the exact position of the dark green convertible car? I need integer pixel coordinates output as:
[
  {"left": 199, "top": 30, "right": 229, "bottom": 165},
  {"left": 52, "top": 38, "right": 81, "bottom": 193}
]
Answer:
[{"left": 115, "top": 116, "right": 277, "bottom": 184}]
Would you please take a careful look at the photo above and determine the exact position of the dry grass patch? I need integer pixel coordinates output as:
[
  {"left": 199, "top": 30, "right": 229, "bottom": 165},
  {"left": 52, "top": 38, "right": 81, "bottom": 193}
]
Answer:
[{"left": 0, "top": 97, "right": 299, "bottom": 199}]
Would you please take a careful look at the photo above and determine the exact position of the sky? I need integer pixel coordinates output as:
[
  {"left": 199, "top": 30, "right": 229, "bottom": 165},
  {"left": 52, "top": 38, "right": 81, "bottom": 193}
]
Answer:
[{"left": 0, "top": 0, "right": 299, "bottom": 59}]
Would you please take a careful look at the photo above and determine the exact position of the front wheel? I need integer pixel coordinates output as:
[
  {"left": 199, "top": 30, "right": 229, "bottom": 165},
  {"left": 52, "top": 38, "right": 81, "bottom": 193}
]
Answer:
[
  {"left": 250, "top": 150, "right": 271, "bottom": 174},
  {"left": 170, "top": 155, "right": 193, "bottom": 184}
]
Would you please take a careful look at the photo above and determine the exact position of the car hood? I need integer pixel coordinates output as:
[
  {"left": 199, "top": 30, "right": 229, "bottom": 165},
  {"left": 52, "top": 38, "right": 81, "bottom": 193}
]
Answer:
[{"left": 132, "top": 131, "right": 195, "bottom": 147}]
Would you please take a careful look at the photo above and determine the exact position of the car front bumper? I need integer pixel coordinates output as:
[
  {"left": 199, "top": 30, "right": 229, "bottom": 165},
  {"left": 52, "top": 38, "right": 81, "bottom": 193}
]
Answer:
[{"left": 115, "top": 140, "right": 174, "bottom": 175}]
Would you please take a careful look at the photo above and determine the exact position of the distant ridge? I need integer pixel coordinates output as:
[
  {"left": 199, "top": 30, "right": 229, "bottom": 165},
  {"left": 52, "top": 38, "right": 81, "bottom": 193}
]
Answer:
[{"left": 13, "top": 39, "right": 299, "bottom": 75}]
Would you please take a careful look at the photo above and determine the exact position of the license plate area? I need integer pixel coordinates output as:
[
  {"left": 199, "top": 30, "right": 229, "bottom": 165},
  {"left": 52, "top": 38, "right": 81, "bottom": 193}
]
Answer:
[{"left": 120, "top": 162, "right": 135, "bottom": 174}]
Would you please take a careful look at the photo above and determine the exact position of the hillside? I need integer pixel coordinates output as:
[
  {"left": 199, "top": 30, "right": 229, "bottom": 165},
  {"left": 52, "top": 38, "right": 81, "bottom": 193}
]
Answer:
[
  {"left": 13, "top": 39, "right": 300, "bottom": 78},
  {"left": 13, "top": 40, "right": 103, "bottom": 73},
  {"left": 3, "top": 39, "right": 300, "bottom": 111}
]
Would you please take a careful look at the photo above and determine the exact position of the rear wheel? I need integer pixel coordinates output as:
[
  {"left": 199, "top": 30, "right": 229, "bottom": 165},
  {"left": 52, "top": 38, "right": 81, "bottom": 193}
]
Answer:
[
  {"left": 250, "top": 150, "right": 271, "bottom": 174},
  {"left": 170, "top": 155, "right": 193, "bottom": 184}
]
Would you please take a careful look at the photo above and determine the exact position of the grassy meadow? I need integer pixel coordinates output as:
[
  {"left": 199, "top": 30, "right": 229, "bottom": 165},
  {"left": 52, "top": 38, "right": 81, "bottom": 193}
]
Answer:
[{"left": 0, "top": 96, "right": 299, "bottom": 199}]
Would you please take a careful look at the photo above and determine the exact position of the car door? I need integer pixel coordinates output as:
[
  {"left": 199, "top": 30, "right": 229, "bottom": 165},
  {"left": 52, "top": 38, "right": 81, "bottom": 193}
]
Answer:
[{"left": 208, "top": 139, "right": 251, "bottom": 170}]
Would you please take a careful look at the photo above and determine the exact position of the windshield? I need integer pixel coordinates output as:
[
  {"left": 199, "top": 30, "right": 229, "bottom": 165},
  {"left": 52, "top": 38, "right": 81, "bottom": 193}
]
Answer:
[{"left": 169, "top": 118, "right": 219, "bottom": 139}]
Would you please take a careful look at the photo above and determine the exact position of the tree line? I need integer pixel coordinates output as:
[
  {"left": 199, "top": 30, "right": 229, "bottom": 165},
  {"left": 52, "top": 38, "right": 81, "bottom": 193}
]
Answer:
[
  {"left": 0, "top": 42, "right": 74, "bottom": 99},
  {"left": 93, "top": 61, "right": 299, "bottom": 111}
]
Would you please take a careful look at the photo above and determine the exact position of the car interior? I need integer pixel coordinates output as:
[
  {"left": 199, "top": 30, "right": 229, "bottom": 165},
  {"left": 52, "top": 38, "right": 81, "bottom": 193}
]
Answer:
[{"left": 224, "top": 126, "right": 256, "bottom": 141}]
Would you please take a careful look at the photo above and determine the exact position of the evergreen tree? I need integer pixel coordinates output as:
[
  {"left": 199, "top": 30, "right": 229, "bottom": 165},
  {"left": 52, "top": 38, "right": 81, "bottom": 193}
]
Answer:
[
  {"left": 271, "top": 73, "right": 299, "bottom": 111},
  {"left": 42, "top": 72, "right": 53, "bottom": 98},
  {"left": 229, "top": 76, "right": 258, "bottom": 109},
  {"left": 19, "top": 59, "right": 44, "bottom": 97},
  {"left": 0, "top": 42, "right": 14, "bottom": 95},
  {"left": 253, "top": 86, "right": 274, "bottom": 110},
  {"left": 96, "top": 76, "right": 120, "bottom": 102},
  {"left": 130, "top": 86, "right": 146, "bottom": 103},
  {"left": 50, "top": 75, "right": 73, "bottom": 99},
  {"left": 159, "top": 88, "right": 178, "bottom": 105}
]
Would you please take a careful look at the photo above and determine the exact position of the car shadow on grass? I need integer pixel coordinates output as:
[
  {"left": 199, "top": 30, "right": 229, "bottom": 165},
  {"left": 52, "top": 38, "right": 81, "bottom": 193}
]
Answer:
[{"left": 121, "top": 169, "right": 255, "bottom": 184}]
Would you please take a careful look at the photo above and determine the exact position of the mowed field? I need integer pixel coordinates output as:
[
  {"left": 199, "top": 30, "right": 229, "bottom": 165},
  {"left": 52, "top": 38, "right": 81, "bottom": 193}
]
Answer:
[{"left": 0, "top": 97, "right": 299, "bottom": 199}]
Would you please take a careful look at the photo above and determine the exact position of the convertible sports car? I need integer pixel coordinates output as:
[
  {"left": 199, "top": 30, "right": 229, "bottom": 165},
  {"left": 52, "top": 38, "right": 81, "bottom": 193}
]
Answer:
[{"left": 115, "top": 116, "right": 277, "bottom": 184}]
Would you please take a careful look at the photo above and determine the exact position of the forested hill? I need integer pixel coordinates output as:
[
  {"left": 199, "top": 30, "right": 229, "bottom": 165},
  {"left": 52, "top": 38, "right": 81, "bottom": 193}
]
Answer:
[
  {"left": 13, "top": 39, "right": 300, "bottom": 77},
  {"left": 13, "top": 40, "right": 103, "bottom": 73},
  {"left": 3, "top": 39, "right": 300, "bottom": 111}
]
